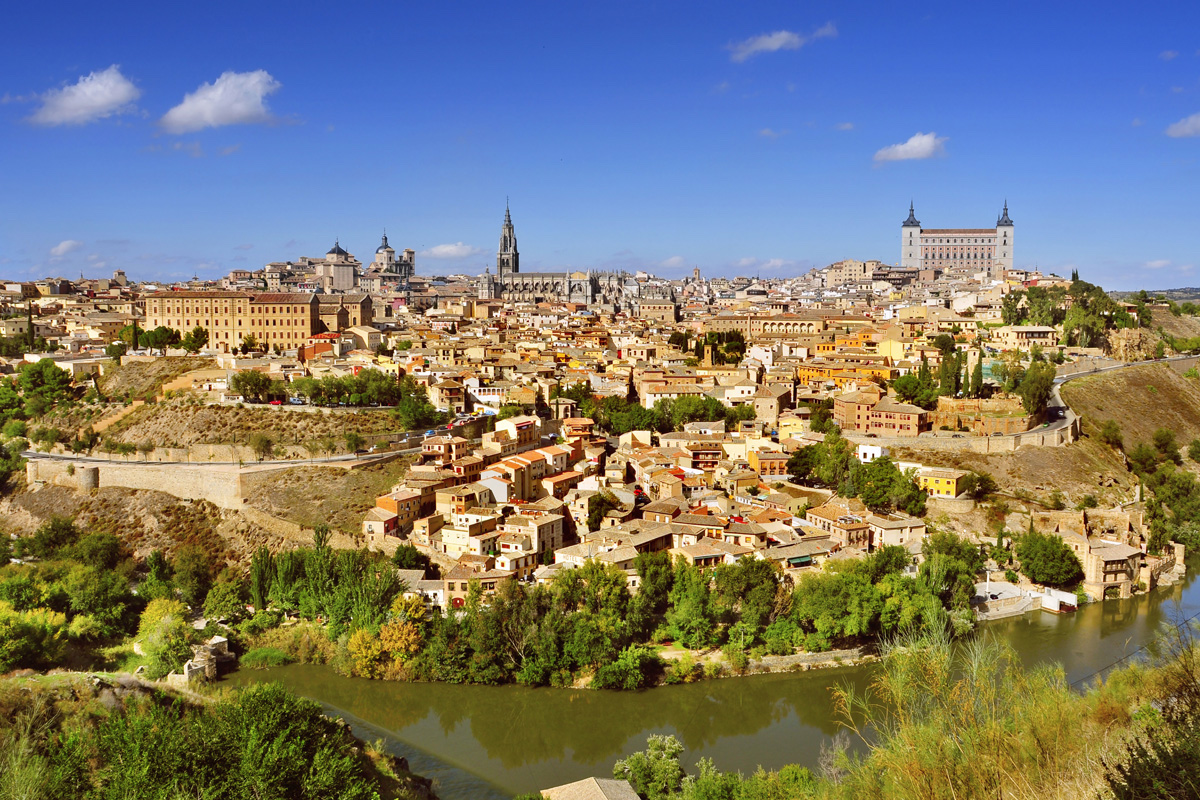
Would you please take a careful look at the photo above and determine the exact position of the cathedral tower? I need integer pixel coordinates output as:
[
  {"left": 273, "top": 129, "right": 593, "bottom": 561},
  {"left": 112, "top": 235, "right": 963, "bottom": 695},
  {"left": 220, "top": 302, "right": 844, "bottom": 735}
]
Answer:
[{"left": 497, "top": 202, "right": 519, "bottom": 278}]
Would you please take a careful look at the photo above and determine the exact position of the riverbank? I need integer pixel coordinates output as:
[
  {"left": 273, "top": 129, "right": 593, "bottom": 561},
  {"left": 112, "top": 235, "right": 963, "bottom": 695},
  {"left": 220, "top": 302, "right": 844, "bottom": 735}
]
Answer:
[
  {"left": 222, "top": 566, "right": 1200, "bottom": 800},
  {"left": 653, "top": 642, "right": 876, "bottom": 683}
]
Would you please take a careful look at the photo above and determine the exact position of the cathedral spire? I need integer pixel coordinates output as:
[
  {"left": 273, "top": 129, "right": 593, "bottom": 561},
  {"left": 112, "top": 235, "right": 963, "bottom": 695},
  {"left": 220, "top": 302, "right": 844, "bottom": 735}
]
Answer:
[{"left": 498, "top": 201, "right": 519, "bottom": 277}]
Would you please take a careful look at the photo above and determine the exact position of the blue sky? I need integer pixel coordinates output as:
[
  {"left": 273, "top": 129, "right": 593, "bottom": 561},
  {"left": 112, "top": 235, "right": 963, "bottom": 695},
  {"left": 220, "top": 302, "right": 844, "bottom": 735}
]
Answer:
[{"left": 1, "top": 1, "right": 1197, "bottom": 290}]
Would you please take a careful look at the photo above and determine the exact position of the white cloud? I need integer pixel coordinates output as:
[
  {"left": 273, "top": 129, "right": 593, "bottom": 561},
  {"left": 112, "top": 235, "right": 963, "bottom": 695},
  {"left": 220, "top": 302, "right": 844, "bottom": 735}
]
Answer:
[
  {"left": 660, "top": 256, "right": 687, "bottom": 269},
  {"left": 758, "top": 127, "right": 787, "bottom": 139},
  {"left": 233, "top": 244, "right": 254, "bottom": 251},
  {"left": 1144, "top": 259, "right": 1171, "bottom": 269},
  {"left": 218, "top": 144, "right": 241, "bottom": 156},
  {"left": 49, "top": 241, "right": 82, "bottom": 262},
  {"left": 422, "top": 243, "right": 484, "bottom": 259},
  {"left": 49, "top": 240, "right": 83, "bottom": 258},
  {"left": 1161, "top": 50, "right": 1179, "bottom": 61},
  {"left": 712, "top": 81, "right": 731, "bottom": 94},
  {"left": 873, "top": 131, "right": 948, "bottom": 162},
  {"left": 160, "top": 70, "right": 281, "bottom": 134},
  {"left": 835, "top": 122, "right": 854, "bottom": 131},
  {"left": 29, "top": 65, "right": 140, "bottom": 126},
  {"left": 735, "top": 257, "right": 800, "bottom": 273},
  {"left": 172, "top": 141, "right": 204, "bottom": 158},
  {"left": 1132, "top": 118, "right": 1144, "bottom": 127},
  {"left": 1166, "top": 112, "right": 1200, "bottom": 137},
  {"left": 728, "top": 23, "right": 836, "bottom": 63}
]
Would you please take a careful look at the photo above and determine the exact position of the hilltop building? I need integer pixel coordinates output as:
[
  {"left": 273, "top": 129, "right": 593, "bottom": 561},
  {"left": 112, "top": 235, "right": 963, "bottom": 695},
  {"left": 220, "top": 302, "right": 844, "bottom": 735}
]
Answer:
[
  {"left": 900, "top": 201, "right": 1014, "bottom": 280},
  {"left": 367, "top": 232, "right": 415, "bottom": 291},
  {"left": 480, "top": 204, "right": 639, "bottom": 308}
]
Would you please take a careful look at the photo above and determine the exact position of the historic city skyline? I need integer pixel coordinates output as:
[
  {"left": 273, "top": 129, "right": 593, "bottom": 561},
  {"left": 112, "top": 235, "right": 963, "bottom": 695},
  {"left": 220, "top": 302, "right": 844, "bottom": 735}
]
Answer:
[{"left": 2, "top": 1, "right": 1198, "bottom": 289}]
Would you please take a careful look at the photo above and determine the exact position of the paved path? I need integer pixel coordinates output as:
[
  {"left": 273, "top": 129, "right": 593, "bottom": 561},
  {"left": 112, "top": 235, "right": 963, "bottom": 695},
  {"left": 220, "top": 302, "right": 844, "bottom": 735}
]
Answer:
[{"left": 21, "top": 447, "right": 421, "bottom": 469}]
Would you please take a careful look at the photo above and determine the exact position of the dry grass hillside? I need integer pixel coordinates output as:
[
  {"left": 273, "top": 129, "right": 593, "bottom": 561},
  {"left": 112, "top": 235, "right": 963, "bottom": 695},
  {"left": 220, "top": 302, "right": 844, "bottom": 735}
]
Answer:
[
  {"left": 892, "top": 437, "right": 1136, "bottom": 510},
  {"left": 241, "top": 456, "right": 415, "bottom": 534},
  {"left": 0, "top": 485, "right": 285, "bottom": 569},
  {"left": 104, "top": 402, "right": 402, "bottom": 448},
  {"left": 1147, "top": 308, "right": 1200, "bottom": 341},
  {"left": 98, "top": 357, "right": 215, "bottom": 399},
  {"left": 1061, "top": 362, "right": 1200, "bottom": 447}
]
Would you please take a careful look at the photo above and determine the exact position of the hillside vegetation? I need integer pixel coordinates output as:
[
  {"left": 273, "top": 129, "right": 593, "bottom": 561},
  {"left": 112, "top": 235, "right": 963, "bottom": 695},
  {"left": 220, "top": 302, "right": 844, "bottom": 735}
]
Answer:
[
  {"left": 1151, "top": 307, "right": 1200, "bottom": 341},
  {"left": 97, "top": 356, "right": 215, "bottom": 400},
  {"left": 2, "top": 484, "right": 292, "bottom": 566},
  {"left": 1062, "top": 361, "right": 1200, "bottom": 448},
  {"left": 105, "top": 402, "right": 402, "bottom": 448},
  {"left": 0, "top": 676, "right": 432, "bottom": 800}
]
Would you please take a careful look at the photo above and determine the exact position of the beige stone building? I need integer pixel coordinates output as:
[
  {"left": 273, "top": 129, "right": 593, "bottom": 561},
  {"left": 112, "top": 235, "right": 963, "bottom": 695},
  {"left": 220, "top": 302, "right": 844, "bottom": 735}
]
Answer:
[{"left": 144, "top": 291, "right": 320, "bottom": 352}]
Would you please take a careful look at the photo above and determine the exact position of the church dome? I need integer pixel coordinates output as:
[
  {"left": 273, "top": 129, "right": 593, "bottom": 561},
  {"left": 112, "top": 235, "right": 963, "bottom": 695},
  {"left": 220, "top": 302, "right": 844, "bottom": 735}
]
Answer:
[{"left": 376, "top": 233, "right": 393, "bottom": 254}]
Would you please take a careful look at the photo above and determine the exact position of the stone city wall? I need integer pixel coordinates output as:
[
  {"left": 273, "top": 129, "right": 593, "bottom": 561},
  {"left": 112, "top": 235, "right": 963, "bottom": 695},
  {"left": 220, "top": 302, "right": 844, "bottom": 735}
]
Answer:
[{"left": 26, "top": 459, "right": 245, "bottom": 510}]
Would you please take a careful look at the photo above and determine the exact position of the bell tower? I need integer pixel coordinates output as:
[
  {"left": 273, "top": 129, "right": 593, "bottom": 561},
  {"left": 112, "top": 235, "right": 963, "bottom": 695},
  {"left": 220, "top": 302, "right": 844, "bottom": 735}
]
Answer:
[{"left": 497, "top": 201, "right": 519, "bottom": 279}]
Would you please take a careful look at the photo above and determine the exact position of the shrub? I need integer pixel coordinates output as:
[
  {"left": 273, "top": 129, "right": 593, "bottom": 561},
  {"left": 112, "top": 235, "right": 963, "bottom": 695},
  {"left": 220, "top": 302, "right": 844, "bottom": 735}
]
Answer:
[
  {"left": 1098, "top": 420, "right": 1124, "bottom": 451},
  {"left": 592, "top": 644, "right": 662, "bottom": 690},
  {"left": 240, "top": 647, "right": 295, "bottom": 669}
]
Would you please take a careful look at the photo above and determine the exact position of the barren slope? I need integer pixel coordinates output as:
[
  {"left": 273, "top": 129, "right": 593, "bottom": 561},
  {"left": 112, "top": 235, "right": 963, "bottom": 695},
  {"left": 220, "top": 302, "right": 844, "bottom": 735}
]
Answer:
[
  {"left": 891, "top": 438, "right": 1136, "bottom": 510},
  {"left": 98, "top": 357, "right": 216, "bottom": 399},
  {"left": 1, "top": 485, "right": 285, "bottom": 569},
  {"left": 105, "top": 402, "right": 402, "bottom": 448},
  {"left": 1061, "top": 362, "right": 1200, "bottom": 446},
  {"left": 241, "top": 456, "right": 416, "bottom": 534}
]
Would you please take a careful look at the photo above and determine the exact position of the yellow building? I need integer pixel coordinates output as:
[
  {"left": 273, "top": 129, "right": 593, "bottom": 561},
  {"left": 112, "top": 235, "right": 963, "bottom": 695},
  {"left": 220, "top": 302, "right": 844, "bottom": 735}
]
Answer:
[{"left": 918, "top": 467, "right": 969, "bottom": 498}]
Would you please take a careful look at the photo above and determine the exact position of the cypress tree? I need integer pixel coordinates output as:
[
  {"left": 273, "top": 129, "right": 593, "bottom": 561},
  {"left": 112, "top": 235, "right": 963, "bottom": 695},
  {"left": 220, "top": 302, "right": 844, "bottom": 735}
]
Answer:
[
  {"left": 971, "top": 357, "right": 984, "bottom": 398},
  {"left": 25, "top": 302, "right": 34, "bottom": 352}
]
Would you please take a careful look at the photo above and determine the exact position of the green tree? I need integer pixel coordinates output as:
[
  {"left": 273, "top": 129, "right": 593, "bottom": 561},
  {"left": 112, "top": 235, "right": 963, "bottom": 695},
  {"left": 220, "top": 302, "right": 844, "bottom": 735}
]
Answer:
[
  {"left": 1098, "top": 420, "right": 1124, "bottom": 451},
  {"left": 1016, "top": 360, "right": 1056, "bottom": 415},
  {"left": 613, "top": 734, "right": 686, "bottom": 800},
  {"left": 587, "top": 490, "right": 621, "bottom": 531},
  {"left": 496, "top": 404, "right": 525, "bottom": 420},
  {"left": 230, "top": 370, "right": 273, "bottom": 403},
  {"left": 173, "top": 543, "right": 215, "bottom": 608},
  {"left": 104, "top": 341, "right": 127, "bottom": 360},
  {"left": 18, "top": 359, "right": 74, "bottom": 406},
  {"left": 1153, "top": 428, "right": 1181, "bottom": 464},
  {"left": 247, "top": 432, "right": 274, "bottom": 461},
  {"left": 391, "top": 544, "right": 431, "bottom": 575},
  {"left": 141, "top": 325, "right": 182, "bottom": 356},
  {"left": 203, "top": 579, "right": 247, "bottom": 622},
  {"left": 970, "top": 356, "right": 984, "bottom": 398},
  {"left": 344, "top": 431, "right": 365, "bottom": 453},
  {"left": 179, "top": 325, "right": 210, "bottom": 354},
  {"left": 1189, "top": 439, "right": 1200, "bottom": 463},
  {"left": 1015, "top": 529, "right": 1084, "bottom": 586}
]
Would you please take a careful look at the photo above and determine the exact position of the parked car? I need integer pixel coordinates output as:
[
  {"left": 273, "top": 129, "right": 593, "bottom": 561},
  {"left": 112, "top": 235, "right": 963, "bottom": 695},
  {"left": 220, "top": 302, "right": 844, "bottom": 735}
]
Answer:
[{"left": 269, "top": 399, "right": 283, "bottom": 406}]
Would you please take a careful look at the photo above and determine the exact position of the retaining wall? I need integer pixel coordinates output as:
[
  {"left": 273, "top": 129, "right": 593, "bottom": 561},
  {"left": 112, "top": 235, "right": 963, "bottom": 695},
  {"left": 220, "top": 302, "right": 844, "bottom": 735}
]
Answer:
[{"left": 26, "top": 459, "right": 245, "bottom": 510}]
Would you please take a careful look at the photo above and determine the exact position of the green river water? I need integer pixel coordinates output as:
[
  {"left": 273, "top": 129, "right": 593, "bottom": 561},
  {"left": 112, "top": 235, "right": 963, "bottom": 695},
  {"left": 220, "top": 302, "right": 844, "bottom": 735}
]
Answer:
[{"left": 224, "top": 567, "right": 1200, "bottom": 799}]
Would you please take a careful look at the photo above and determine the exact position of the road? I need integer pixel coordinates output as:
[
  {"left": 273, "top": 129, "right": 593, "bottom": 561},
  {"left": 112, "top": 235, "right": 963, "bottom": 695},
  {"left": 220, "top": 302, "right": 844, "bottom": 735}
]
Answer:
[{"left": 21, "top": 448, "right": 418, "bottom": 468}]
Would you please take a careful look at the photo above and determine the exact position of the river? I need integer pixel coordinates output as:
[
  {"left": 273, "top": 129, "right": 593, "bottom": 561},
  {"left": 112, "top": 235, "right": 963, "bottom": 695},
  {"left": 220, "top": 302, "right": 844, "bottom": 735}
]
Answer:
[{"left": 224, "top": 568, "right": 1200, "bottom": 799}]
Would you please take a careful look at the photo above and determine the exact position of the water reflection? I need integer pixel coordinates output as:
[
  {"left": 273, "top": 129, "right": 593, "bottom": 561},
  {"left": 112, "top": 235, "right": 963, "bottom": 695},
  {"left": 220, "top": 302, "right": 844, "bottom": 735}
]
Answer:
[{"left": 225, "top": 664, "right": 867, "bottom": 795}]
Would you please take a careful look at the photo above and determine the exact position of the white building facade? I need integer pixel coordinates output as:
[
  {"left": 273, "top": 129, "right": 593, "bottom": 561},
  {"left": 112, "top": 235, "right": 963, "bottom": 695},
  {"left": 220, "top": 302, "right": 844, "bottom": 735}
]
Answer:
[{"left": 901, "top": 202, "right": 1014, "bottom": 280}]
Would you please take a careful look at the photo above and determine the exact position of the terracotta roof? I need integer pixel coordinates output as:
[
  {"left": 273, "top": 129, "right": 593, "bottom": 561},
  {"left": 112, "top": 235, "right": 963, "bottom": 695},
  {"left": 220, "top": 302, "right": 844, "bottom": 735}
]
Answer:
[{"left": 250, "top": 293, "right": 317, "bottom": 304}]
